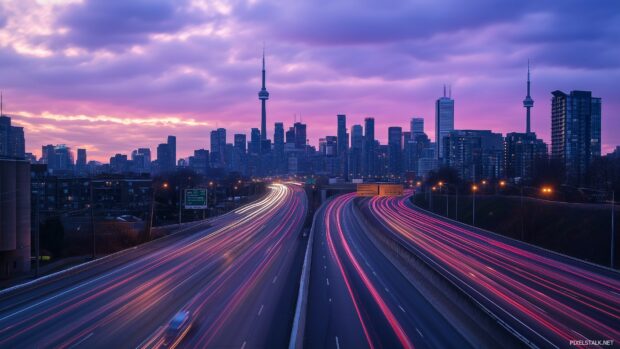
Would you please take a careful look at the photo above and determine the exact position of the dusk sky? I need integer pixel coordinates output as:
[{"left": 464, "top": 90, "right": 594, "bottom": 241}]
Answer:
[{"left": 0, "top": 0, "right": 618, "bottom": 161}]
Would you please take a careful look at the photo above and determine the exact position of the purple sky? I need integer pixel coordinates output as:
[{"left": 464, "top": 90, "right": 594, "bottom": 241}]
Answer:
[{"left": 0, "top": 0, "right": 619, "bottom": 161}]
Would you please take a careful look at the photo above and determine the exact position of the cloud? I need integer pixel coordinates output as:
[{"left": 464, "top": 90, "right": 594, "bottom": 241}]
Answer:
[
  {"left": 52, "top": 0, "right": 206, "bottom": 49},
  {"left": 0, "top": 0, "right": 619, "bottom": 159}
]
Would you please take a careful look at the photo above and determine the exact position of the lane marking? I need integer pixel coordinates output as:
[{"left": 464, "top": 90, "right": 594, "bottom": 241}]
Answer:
[
  {"left": 69, "top": 332, "right": 93, "bottom": 348},
  {"left": 416, "top": 328, "right": 424, "bottom": 338},
  {"left": 258, "top": 304, "right": 264, "bottom": 316},
  {"left": 329, "top": 298, "right": 332, "bottom": 303},
  {"left": 272, "top": 276, "right": 278, "bottom": 284},
  {"left": 326, "top": 278, "right": 330, "bottom": 286},
  {"left": 335, "top": 336, "right": 340, "bottom": 349},
  {"left": 398, "top": 305, "right": 405, "bottom": 313},
  {"left": 241, "top": 341, "right": 247, "bottom": 349}
]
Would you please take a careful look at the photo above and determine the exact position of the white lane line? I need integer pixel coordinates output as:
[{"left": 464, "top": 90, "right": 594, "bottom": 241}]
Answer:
[
  {"left": 372, "top": 271, "right": 376, "bottom": 276},
  {"left": 326, "top": 278, "right": 330, "bottom": 286},
  {"left": 329, "top": 298, "right": 332, "bottom": 303},
  {"left": 385, "top": 287, "right": 389, "bottom": 292},
  {"left": 241, "top": 341, "right": 247, "bottom": 349},
  {"left": 69, "top": 332, "right": 93, "bottom": 348},
  {"left": 272, "top": 276, "right": 278, "bottom": 284},
  {"left": 398, "top": 305, "right": 405, "bottom": 313},
  {"left": 335, "top": 336, "right": 340, "bottom": 349},
  {"left": 416, "top": 328, "right": 424, "bottom": 338},
  {"left": 258, "top": 304, "right": 264, "bottom": 316}
]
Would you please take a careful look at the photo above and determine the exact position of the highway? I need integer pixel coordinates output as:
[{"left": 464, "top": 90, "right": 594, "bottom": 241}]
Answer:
[
  {"left": 305, "top": 193, "right": 476, "bottom": 349},
  {"left": 364, "top": 192, "right": 620, "bottom": 348},
  {"left": 0, "top": 183, "right": 307, "bottom": 348}
]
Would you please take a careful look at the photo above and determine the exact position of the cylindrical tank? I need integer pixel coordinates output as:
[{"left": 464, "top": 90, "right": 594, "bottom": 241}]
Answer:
[
  {"left": 0, "top": 159, "right": 17, "bottom": 251},
  {"left": 15, "top": 160, "right": 31, "bottom": 271}
]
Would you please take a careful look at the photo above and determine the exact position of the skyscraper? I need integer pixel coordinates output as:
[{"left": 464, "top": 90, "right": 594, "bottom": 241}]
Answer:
[
  {"left": 388, "top": 127, "right": 403, "bottom": 176},
  {"left": 337, "top": 114, "right": 348, "bottom": 178},
  {"left": 258, "top": 49, "right": 270, "bottom": 141},
  {"left": 551, "top": 90, "right": 602, "bottom": 184},
  {"left": 76, "top": 148, "right": 87, "bottom": 175},
  {"left": 250, "top": 128, "right": 261, "bottom": 155},
  {"left": 523, "top": 61, "right": 534, "bottom": 134},
  {"left": 410, "top": 118, "right": 424, "bottom": 137},
  {"left": 435, "top": 86, "right": 454, "bottom": 161},
  {"left": 294, "top": 122, "right": 306, "bottom": 149},
  {"left": 362, "top": 118, "right": 376, "bottom": 177},
  {"left": 167, "top": 135, "right": 176, "bottom": 169},
  {"left": 210, "top": 128, "right": 226, "bottom": 168},
  {"left": 591, "top": 97, "right": 602, "bottom": 157},
  {"left": 0, "top": 115, "right": 25, "bottom": 159},
  {"left": 349, "top": 124, "right": 363, "bottom": 178},
  {"left": 274, "top": 122, "right": 285, "bottom": 173}
]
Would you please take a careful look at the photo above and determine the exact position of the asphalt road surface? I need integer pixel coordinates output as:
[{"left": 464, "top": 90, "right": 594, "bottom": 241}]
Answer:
[
  {"left": 0, "top": 182, "right": 307, "bottom": 349},
  {"left": 364, "top": 192, "right": 620, "bottom": 349},
  {"left": 305, "top": 193, "right": 472, "bottom": 349}
]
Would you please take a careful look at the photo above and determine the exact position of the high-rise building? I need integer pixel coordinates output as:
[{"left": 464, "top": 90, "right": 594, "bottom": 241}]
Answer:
[
  {"left": 156, "top": 143, "right": 171, "bottom": 173},
  {"left": 337, "top": 114, "right": 348, "bottom": 178},
  {"left": 273, "top": 123, "right": 285, "bottom": 173},
  {"left": 258, "top": 49, "right": 270, "bottom": 141},
  {"left": 167, "top": 135, "right": 176, "bottom": 169},
  {"left": 0, "top": 115, "right": 25, "bottom": 159},
  {"left": 443, "top": 130, "right": 504, "bottom": 181},
  {"left": 551, "top": 90, "right": 601, "bottom": 184},
  {"left": 210, "top": 128, "right": 226, "bottom": 168},
  {"left": 234, "top": 134, "right": 247, "bottom": 154},
  {"left": 189, "top": 149, "right": 209, "bottom": 175},
  {"left": 388, "top": 127, "right": 403, "bottom": 176},
  {"left": 76, "top": 148, "right": 87, "bottom": 175},
  {"left": 294, "top": 122, "right": 306, "bottom": 149},
  {"left": 131, "top": 148, "right": 151, "bottom": 173},
  {"left": 504, "top": 133, "right": 547, "bottom": 181},
  {"left": 591, "top": 97, "right": 602, "bottom": 157},
  {"left": 362, "top": 118, "right": 376, "bottom": 177},
  {"left": 43, "top": 144, "right": 73, "bottom": 174},
  {"left": 410, "top": 117, "right": 424, "bottom": 137},
  {"left": 435, "top": 86, "right": 454, "bottom": 161},
  {"left": 349, "top": 124, "right": 363, "bottom": 178},
  {"left": 250, "top": 128, "right": 261, "bottom": 155}
]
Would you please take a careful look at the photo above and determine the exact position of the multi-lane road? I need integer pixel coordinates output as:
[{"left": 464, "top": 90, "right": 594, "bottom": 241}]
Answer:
[
  {"left": 0, "top": 183, "right": 307, "bottom": 348},
  {"left": 305, "top": 193, "right": 475, "bottom": 349},
  {"left": 364, "top": 192, "right": 620, "bottom": 348},
  {"left": 2, "top": 183, "right": 618, "bottom": 348}
]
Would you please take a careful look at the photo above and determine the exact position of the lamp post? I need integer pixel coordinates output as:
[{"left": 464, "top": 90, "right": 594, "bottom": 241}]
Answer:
[
  {"left": 90, "top": 179, "right": 95, "bottom": 260},
  {"left": 148, "top": 182, "right": 168, "bottom": 241},
  {"left": 472, "top": 184, "right": 478, "bottom": 226}
]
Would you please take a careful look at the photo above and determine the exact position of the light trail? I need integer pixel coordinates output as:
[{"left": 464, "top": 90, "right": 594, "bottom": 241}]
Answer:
[{"left": 366, "top": 193, "right": 620, "bottom": 348}]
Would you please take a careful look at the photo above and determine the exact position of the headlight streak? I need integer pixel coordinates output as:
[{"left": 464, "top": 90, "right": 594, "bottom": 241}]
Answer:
[
  {"left": 366, "top": 194, "right": 620, "bottom": 347},
  {"left": 325, "top": 193, "right": 414, "bottom": 349},
  {"left": 0, "top": 183, "right": 307, "bottom": 349}
]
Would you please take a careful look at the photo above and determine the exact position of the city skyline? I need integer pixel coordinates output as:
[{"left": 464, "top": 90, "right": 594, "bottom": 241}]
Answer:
[{"left": 0, "top": 1, "right": 618, "bottom": 161}]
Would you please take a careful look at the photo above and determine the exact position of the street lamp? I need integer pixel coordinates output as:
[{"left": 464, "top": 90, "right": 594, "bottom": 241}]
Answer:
[
  {"left": 148, "top": 182, "right": 169, "bottom": 241},
  {"left": 472, "top": 184, "right": 478, "bottom": 226}
]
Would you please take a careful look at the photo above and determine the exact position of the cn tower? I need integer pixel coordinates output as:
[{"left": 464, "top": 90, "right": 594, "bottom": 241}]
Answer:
[
  {"left": 258, "top": 49, "right": 269, "bottom": 141},
  {"left": 523, "top": 60, "right": 534, "bottom": 134}
]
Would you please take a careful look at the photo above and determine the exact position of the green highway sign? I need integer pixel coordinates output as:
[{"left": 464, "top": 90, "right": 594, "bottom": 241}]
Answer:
[{"left": 184, "top": 189, "right": 208, "bottom": 209}]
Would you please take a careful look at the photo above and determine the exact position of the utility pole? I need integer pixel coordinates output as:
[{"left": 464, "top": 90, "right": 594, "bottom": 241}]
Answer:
[
  {"left": 612, "top": 190, "right": 615, "bottom": 269},
  {"left": 34, "top": 191, "right": 40, "bottom": 277},
  {"left": 90, "top": 179, "right": 95, "bottom": 260},
  {"left": 455, "top": 187, "right": 458, "bottom": 221},
  {"left": 520, "top": 186, "right": 525, "bottom": 241},
  {"left": 178, "top": 186, "right": 183, "bottom": 225},
  {"left": 472, "top": 189, "right": 476, "bottom": 226}
]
